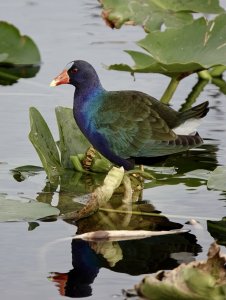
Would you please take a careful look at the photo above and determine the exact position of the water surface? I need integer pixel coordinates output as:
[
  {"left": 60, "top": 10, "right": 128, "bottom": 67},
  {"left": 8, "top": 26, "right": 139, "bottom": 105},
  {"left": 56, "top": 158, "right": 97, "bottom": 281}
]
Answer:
[{"left": 0, "top": 0, "right": 226, "bottom": 299}]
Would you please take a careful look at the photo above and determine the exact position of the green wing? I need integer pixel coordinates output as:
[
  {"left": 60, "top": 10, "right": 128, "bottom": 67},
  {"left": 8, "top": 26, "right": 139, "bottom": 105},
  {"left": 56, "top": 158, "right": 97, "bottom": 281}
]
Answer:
[{"left": 95, "top": 90, "right": 178, "bottom": 158}]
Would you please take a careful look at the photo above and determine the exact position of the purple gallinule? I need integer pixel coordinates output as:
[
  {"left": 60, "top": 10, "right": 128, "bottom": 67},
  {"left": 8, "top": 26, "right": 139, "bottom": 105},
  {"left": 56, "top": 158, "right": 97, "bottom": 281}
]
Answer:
[{"left": 50, "top": 60, "right": 209, "bottom": 170}]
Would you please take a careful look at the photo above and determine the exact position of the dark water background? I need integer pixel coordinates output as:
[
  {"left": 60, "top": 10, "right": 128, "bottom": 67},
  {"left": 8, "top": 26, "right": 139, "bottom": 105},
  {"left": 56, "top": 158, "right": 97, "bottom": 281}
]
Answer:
[{"left": 0, "top": 0, "right": 226, "bottom": 299}]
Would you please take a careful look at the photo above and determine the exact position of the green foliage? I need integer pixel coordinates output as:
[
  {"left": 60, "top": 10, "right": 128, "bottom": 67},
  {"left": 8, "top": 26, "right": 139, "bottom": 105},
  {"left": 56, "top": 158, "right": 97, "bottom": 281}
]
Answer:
[
  {"left": 100, "top": 0, "right": 224, "bottom": 32},
  {"left": 135, "top": 243, "right": 226, "bottom": 300},
  {"left": 0, "top": 21, "right": 41, "bottom": 64},
  {"left": 100, "top": 1, "right": 226, "bottom": 103},
  {"left": 29, "top": 106, "right": 113, "bottom": 179},
  {"left": 71, "top": 154, "right": 112, "bottom": 173},
  {"left": 110, "top": 15, "right": 226, "bottom": 77},
  {"left": 0, "top": 21, "right": 41, "bottom": 85},
  {"left": 55, "top": 107, "right": 91, "bottom": 168},
  {"left": 29, "top": 107, "right": 63, "bottom": 179}
]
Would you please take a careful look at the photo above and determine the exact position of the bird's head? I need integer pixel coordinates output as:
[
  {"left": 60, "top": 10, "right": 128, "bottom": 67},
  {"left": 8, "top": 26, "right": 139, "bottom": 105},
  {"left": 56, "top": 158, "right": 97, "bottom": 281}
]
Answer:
[{"left": 50, "top": 60, "right": 99, "bottom": 88}]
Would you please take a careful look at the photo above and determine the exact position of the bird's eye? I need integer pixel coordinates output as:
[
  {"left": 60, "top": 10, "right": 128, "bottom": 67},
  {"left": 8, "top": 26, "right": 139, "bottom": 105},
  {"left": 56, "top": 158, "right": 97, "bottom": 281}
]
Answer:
[{"left": 71, "top": 68, "right": 78, "bottom": 73}]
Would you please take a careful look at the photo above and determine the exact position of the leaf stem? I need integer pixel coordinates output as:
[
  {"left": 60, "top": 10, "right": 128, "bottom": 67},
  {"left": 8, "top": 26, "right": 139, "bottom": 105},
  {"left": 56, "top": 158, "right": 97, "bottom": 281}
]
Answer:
[
  {"left": 180, "top": 78, "right": 208, "bottom": 112},
  {"left": 160, "top": 77, "right": 180, "bottom": 104},
  {"left": 210, "top": 66, "right": 226, "bottom": 77}
]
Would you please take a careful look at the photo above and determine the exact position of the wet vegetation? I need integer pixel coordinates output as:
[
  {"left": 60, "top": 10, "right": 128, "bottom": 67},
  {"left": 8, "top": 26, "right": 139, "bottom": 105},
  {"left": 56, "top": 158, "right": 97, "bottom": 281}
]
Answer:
[
  {"left": 1, "top": 1, "right": 226, "bottom": 299},
  {"left": 101, "top": 0, "right": 226, "bottom": 103}
]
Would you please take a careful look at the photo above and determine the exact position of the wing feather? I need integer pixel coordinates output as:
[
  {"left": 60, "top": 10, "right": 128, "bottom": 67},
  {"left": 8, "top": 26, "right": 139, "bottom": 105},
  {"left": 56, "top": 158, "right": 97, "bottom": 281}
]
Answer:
[{"left": 94, "top": 90, "right": 177, "bottom": 158}]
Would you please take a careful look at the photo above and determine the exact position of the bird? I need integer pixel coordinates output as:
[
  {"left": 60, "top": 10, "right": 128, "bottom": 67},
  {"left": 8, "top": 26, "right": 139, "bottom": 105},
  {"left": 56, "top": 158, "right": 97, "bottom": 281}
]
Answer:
[{"left": 50, "top": 60, "right": 209, "bottom": 170}]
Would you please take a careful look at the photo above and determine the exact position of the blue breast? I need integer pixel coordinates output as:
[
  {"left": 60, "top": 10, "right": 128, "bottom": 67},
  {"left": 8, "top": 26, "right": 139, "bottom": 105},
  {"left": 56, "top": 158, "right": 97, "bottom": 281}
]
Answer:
[{"left": 73, "top": 87, "right": 106, "bottom": 145}]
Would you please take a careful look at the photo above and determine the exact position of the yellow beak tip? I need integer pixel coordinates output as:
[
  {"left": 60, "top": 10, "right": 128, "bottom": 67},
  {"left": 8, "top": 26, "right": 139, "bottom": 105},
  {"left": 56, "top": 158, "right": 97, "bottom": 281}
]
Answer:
[{"left": 49, "top": 80, "right": 57, "bottom": 87}]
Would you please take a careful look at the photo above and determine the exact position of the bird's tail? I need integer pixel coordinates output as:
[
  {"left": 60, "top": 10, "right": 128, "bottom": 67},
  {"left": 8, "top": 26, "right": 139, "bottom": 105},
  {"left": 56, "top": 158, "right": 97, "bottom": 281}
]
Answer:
[{"left": 178, "top": 101, "right": 209, "bottom": 123}]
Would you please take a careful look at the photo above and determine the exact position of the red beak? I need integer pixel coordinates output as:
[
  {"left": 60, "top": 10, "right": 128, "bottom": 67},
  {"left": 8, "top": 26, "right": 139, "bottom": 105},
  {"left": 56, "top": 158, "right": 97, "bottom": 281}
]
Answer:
[{"left": 50, "top": 69, "right": 69, "bottom": 87}]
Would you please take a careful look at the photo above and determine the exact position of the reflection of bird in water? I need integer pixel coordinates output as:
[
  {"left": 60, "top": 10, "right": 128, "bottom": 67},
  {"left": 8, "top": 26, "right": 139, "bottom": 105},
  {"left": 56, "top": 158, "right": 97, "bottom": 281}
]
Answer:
[
  {"left": 50, "top": 240, "right": 100, "bottom": 298},
  {"left": 50, "top": 60, "right": 209, "bottom": 170},
  {"left": 49, "top": 230, "right": 201, "bottom": 297}
]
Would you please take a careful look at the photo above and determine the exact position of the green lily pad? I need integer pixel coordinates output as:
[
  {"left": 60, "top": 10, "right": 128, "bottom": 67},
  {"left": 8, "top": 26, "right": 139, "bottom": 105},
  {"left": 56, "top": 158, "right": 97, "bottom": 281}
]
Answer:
[
  {"left": 207, "top": 166, "right": 226, "bottom": 191},
  {"left": 0, "top": 21, "right": 41, "bottom": 65},
  {"left": 0, "top": 21, "right": 41, "bottom": 85},
  {"left": 11, "top": 165, "right": 44, "bottom": 182},
  {"left": 100, "top": 0, "right": 224, "bottom": 32},
  {"left": 11, "top": 165, "right": 44, "bottom": 173},
  {"left": 109, "top": 14, "right": 226, "bottom": 77},
  {"left": 29, "top": 107, "right": 63, "bottom": 179},
  {"left": 0, "top": 197, "right": 59, "bottom": 222}
]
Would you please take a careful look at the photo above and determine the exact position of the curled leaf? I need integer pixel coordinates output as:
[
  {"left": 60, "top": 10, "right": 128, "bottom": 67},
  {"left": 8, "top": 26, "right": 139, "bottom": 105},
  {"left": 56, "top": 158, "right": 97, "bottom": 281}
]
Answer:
[{"left": 136, "top": 243, "right": 226, "bottom": 300}]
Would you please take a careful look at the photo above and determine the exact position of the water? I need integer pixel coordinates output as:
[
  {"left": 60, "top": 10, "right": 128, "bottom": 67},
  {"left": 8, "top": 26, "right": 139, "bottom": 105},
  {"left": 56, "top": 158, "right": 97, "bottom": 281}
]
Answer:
[{"left": 0, "top": 0, "right": 226, "bottom": 299}]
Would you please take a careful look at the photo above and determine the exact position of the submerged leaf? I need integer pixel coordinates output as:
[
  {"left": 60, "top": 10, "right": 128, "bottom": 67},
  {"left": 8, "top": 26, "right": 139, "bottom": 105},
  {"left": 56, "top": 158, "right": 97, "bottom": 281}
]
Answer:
[
  {"left": 0, "top": 197, "right": 59, "bottom": 222},
  {"left": 207, "top": 166, "right": 226, "bottom": 191},
  {"left": 29, "top": 107, "right": 63, "bottom": 179}
]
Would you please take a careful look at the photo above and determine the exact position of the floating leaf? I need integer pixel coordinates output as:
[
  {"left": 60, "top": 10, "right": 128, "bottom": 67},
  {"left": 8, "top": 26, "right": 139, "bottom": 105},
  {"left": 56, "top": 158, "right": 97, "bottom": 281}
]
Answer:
[
  {"left": 0, "top": 21, "right": 41, "bottom": 64},
  {"left": 0, "top": 197, "right": 59, "bottom": 222},
  {"left": 109, "top": 14, "right": 226, "bottom": 77},
  {"left": 11, "top": 165, "right": 44, "bottom": 182},
  {"left": 0, "top": 21, "right": 41, "bottom": 85},
  {"left": 207, "top": 166, "right": 226, "bottom": 191},
  {"left": 100, "top": 0, "right": 224, "bottom": 32},
  {"left": 135, "top": 243, "right": 226, "bottom": 300},
  {"left": 55, "top": 106, "right": 91, "bottom": 168},
  {"left": 11, "top": 165, "right": 44, "bottom": 173},
  {"left": 29, "top": 107, "right": 63, "bottom": 179}
]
